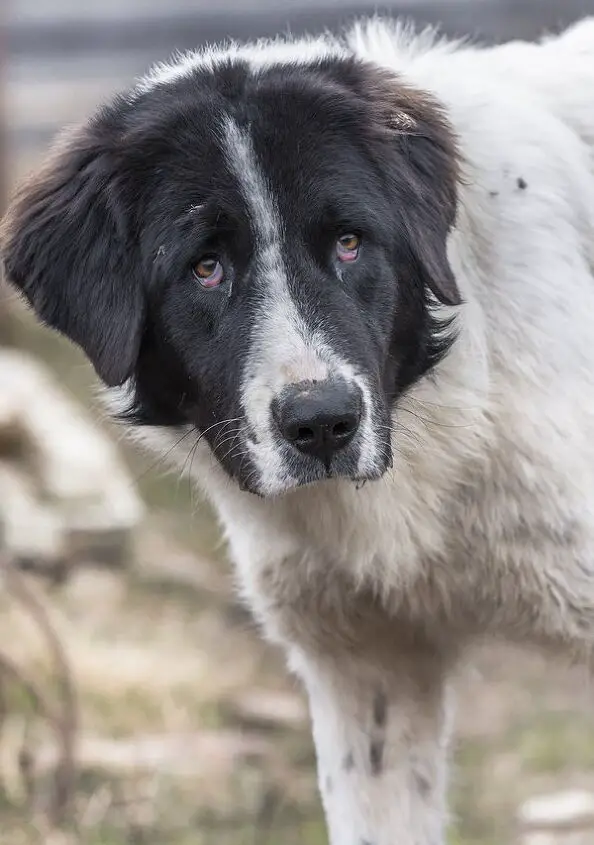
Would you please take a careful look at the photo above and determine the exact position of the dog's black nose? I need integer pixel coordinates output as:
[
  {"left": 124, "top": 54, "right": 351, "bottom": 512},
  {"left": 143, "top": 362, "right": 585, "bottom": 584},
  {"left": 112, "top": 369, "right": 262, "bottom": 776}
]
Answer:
[{"left": 272, "top": 380, "right": 362, "bottom": 465}]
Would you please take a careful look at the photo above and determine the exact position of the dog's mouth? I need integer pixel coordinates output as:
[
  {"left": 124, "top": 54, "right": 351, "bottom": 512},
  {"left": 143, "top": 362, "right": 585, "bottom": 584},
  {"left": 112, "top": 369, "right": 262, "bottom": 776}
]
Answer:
[
  {"left": 232, "top": 433, "right": 392, "bottom": 498},
  {"left": 203, "top": 377, "right": 392, "bottom": 497},
  {"left": 238, "top": 465, "right": 388, "bottom": 497}
]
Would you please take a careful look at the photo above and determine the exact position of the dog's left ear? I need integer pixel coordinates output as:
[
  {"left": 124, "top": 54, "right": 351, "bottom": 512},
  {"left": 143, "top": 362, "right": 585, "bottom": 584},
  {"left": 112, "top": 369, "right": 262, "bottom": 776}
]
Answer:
[
  {"left": 399, "top": 148, "right": 462, "bottom": 308},
  {"left": 395, "top": 120, "right": 462, "bottom": 307},
  {"left": 1, "top": 122, "right": 145, "bottom": 386},
  {"left": 349, "top": 63, "right": 463, "bottom": 307}
]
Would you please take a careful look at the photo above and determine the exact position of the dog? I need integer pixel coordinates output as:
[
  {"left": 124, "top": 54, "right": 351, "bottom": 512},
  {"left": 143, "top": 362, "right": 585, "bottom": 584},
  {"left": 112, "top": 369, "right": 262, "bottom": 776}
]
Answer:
[{"left": 4, "top": 15, "right": 594, "bottom": 843}]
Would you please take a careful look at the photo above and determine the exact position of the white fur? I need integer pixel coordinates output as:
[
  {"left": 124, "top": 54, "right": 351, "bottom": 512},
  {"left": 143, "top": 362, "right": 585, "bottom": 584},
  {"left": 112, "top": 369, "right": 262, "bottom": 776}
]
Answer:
[
  {"left": 119, "top": 18, "right": 594, "bottom": 845},
  {"left": 133, "top": 33, "right": 346, "bottom": 95}
]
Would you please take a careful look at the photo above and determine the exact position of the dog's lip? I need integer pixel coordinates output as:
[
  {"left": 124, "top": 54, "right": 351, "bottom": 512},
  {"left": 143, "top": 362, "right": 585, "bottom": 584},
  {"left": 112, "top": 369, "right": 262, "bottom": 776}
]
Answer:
[{"left": 241, "top": 465, "right": 388, "bottom": 498}]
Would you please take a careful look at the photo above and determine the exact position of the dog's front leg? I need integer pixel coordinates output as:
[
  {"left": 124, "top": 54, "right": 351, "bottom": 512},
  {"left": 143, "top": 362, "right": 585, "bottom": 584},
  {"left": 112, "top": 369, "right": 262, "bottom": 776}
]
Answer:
[{"left": 294, "top": 648, "right": 453, "bottom": 845}]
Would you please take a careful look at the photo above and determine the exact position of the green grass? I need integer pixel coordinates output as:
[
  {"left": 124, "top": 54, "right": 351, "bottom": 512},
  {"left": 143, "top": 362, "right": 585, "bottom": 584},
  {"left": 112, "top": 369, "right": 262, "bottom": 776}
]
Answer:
[{"left": 517, "top": 711, "right": 594, "bottom": 774}]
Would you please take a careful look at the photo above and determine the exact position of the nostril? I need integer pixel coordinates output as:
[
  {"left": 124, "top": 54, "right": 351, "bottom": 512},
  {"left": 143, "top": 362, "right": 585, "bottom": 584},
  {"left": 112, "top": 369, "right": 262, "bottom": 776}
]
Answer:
[
  {"left": 284, "top": 423, "right": 314, "bottom": 444},
  {"left": 332, "top": 417, "right": 357, "bottom": 439},
  {"left": 288, "top": 424, "right": 317, "bottom": 445},
  {"left": 297, "top": 426, "right": 316, "bottom": 443}
]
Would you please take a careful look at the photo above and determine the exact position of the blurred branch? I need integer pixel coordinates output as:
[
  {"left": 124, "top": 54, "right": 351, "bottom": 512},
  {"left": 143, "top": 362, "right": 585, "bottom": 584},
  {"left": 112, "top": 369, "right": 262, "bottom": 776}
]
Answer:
[
  {"left": 0, "top": 554, "right": 78, "bottom": 829},
  {"left": 0, "top": 6, "right": 6, "bottom": 217},
  {"left": 0, "top": 4, "right": 14, "bottom": 346}
]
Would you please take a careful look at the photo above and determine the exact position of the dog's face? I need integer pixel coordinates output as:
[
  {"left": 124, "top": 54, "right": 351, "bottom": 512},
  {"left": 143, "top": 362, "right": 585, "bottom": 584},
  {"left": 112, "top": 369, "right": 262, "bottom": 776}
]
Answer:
[{"left": 2, "top": 53, "right": 460, "bottom": 497}]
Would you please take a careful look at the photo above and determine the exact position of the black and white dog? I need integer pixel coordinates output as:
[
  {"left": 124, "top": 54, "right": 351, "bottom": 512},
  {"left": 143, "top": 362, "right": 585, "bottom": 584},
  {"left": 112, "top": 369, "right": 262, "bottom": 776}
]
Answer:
[{"left": 4, "top": 16, "right": 594, "bottom": 843}]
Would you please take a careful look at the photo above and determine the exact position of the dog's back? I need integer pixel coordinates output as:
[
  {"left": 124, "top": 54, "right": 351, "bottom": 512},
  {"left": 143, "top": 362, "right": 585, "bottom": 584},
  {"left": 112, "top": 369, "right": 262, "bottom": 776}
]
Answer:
[{"left": 486, "top": 19, "right": 594, "bottom": 151}]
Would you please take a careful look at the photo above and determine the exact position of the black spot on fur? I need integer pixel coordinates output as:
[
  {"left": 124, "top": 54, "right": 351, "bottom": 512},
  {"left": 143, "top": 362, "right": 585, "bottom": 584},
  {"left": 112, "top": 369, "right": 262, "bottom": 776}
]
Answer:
[
  {"left": 343, "top": 751, "right": 355, "bottom": 772},
  {"left": 372, "top": 690, "right": 388, "bottom": 728},
  {"left": 517, "top": 176, "right": 527, "bottom": 190},
  {"left": 415, "top": 771, "right": 432, "bottom": 796},
  {"left": 369, "top": 739, "right": 384, "bottom": 776}
]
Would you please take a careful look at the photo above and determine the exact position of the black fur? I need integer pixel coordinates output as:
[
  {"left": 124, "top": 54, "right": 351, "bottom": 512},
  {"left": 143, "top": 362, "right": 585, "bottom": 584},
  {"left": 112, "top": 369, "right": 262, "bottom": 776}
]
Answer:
[
  {"left": 1, "top": 53, "right": 460, "bottom": 493},
  {"left": 369, "top": 738, "right": 385, "bottom": 776},
  {"left": 372, "top": 690, "right": 388, "bottom": 728},
  {"left": 343, "top": 750, "right": 355, "bottom": 772}
]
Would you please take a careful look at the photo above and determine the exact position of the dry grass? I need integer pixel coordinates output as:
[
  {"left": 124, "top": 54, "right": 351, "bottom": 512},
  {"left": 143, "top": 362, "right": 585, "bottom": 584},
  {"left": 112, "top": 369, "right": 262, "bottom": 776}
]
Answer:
[
  {"left": 3, "top": 546, "right": 594, "bottom": 845},
  {"left": 0, "top": 555, "right": 325, "bottom": 845}
]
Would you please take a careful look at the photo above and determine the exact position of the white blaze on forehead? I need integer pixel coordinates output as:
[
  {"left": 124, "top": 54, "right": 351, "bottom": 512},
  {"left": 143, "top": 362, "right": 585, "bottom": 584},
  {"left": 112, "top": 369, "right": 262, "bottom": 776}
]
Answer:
[{"left": 221, "top": 117, "right": 281, "bottom": 249}]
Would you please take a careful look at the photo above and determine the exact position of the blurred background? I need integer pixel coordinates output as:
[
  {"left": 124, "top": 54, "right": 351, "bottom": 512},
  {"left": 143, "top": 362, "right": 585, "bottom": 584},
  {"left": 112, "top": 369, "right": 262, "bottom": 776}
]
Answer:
[{"left": 3, "top": 2, "right": 594, "bottom": 844}]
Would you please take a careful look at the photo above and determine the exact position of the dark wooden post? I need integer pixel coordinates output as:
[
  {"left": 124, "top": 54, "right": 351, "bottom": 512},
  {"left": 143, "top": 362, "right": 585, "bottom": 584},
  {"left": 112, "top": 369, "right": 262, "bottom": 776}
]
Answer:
[{"left": 0, "top": 2, "right": 13, "bottom": 346}]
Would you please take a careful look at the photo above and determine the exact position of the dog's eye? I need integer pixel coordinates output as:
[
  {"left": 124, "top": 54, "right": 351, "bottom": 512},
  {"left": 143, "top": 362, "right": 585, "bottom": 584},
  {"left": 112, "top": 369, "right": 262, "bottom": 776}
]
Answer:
[
  {"left": 336, "top": 233, "right": 361, "bottom": 262},
  {"left": 192, "top": 255, "right": 224, "bottom": 288}
]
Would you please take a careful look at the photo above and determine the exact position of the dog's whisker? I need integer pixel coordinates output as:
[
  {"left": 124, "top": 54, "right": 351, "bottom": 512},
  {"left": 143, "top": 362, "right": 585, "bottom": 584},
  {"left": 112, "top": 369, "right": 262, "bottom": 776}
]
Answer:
[
  {"left": 214, "top": 430, "right": 244, "bottom": 454},
  {"left": 222, "top": 441, "right": 246, "bottom": 464},
  {"left": 133, "top": 427, "right": 194, "bottom": 484},
  {"left": 211, "top": 418, "right": 244, "bottom": 449},
  {"left": 407, "top": 396, "right": 479, "bottom": 414},
  {"left": 398, "top": 406, "right": 476, "bottom": 430}
]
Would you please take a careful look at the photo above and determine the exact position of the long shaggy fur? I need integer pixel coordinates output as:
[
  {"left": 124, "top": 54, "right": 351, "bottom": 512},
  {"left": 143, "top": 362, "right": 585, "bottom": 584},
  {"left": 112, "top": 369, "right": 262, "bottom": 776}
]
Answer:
[{"left": 4, "top": 16, "right": 594, "bottom": 844}]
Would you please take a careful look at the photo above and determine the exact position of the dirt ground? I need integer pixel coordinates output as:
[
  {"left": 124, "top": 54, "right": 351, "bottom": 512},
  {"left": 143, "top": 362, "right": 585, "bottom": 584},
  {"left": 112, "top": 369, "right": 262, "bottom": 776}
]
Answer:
[{"left": 3, "top": 529, "right": 594, "bottom": 845}]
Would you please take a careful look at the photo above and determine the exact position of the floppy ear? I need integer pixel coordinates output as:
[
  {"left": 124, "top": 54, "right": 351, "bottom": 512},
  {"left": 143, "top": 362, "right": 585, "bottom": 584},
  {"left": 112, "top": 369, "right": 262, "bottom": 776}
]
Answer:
[
  {"left": 0, "top": 125, "right": 144, "bottom": 386},
  {"left": 349, "top": 62, "right": 463, "bottom": 307},
  {"left": 389, "top": 84, "right": 462, "bottom": 307},
  {"left": 399, "top": 154, "right": 462, "bottom": 308},
  {"left": 396, "top": 124, "right": 462, "bottom": 308}
]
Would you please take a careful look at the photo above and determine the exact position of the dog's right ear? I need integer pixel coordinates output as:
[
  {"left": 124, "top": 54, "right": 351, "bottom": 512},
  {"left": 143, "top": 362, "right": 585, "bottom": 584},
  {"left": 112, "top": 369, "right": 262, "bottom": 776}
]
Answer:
[{"left": 1, "top": 123, "right": 144, "bottom": 387}]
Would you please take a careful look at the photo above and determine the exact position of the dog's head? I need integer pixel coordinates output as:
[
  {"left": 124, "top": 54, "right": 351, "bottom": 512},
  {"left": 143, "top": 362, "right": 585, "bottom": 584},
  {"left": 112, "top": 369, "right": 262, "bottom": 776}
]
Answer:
[{"left": 1, "top": 51, "right": 461, "bottom": 497}]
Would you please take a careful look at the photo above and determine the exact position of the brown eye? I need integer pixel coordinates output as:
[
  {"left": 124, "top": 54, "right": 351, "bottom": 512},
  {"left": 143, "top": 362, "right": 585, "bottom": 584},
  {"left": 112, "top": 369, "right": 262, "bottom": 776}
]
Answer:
[
  {"left": 192, "top": 255, "right": 224, "bottom": 288},
  {"left": 336, "top": 233, "right": 361, "bottom": 262}
]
